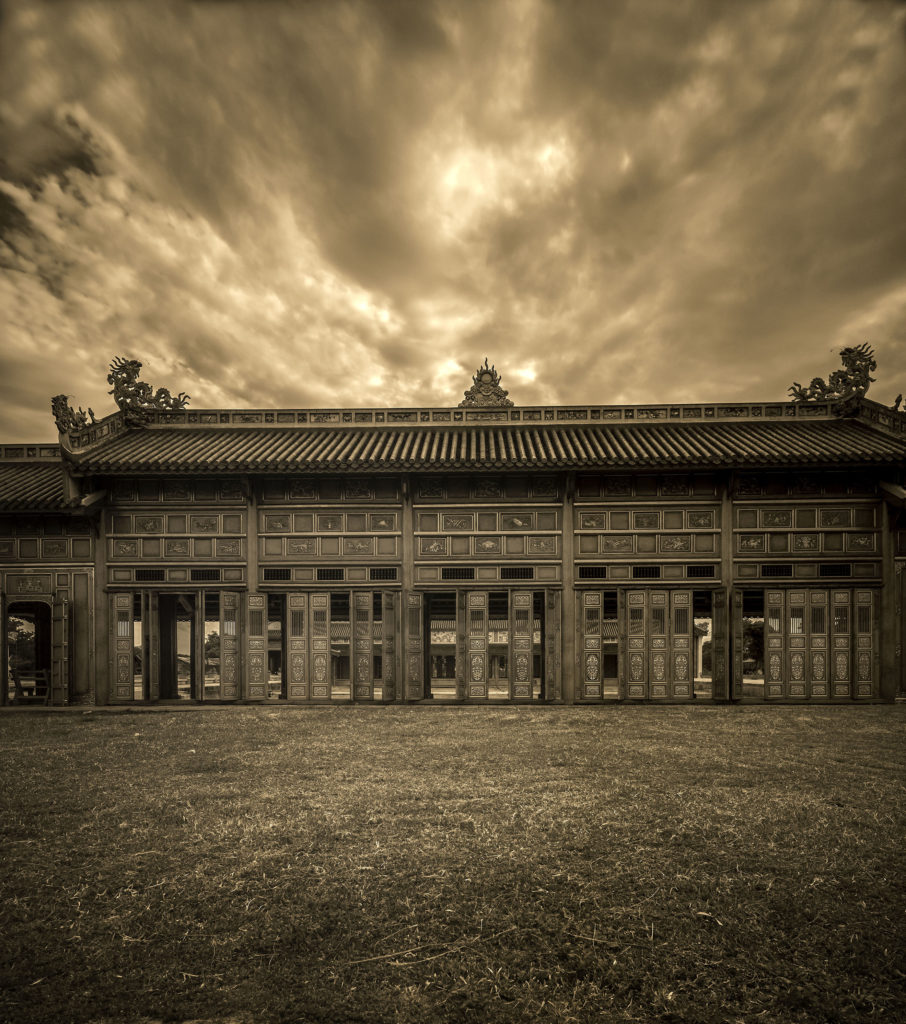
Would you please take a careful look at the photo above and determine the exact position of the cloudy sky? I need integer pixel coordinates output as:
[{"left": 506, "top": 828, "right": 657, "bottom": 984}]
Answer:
[{"left": 1, "top": 0, "right": 905, "bottom": 442}]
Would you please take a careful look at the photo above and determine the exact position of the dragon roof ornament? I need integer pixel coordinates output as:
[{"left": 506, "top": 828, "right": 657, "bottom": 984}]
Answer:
[
  {"left": 789, "top": 343, "right": 876, "bottom": 416},
  {"left": 458, "top": 358, "right": 513, "bottom": 408},
  {"left": 51, "top": 357, "right": 190, "bottom": 434},
  {"left": 107, "top": 356, "right": 190, "bottom": 427}
]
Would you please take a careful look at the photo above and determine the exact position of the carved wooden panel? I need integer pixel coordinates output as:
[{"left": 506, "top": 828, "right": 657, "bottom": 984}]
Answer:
[
  {"left": 286, "top": 594, "right": 308, "bottom": 700},
  {"left": 509, "top": 591, "right": 533, "bottom": 700},
  {"left": 467, "top": 592, "right": 488, "bottom": 698},
  {"left": 353, "top": 591, "right": 373, "bottom": 700},
  {"left": 245, "top": 594, "right": 267, "bottom": 699},
  {"left": 49, "top": 596, "right": 69, "bottom": 705},
  {"left": 405, "top": 593, "right": 424, "bottom": 700},
  {"left": 109, "top": 593, "right": 133, "bottom": 702},
  {"left": 765, "top": 590, "right": 785, "bottom": 698},
  {"left": 545, "top": 589, "right": 561, "bottom": 701},
  {"left": 382, "top": 592, "right": 397, "bottom": 701},
  {"left": 832, "top": 591, "right": 851, "bottom": 698},
  {"left": 854, "top": 590, "right": 875, "bottom": 698},
  {"left": 310, "top": 594, "right": 330, "bottom": 698},
  {"left": 220, "top": 592, "right": 239, "bottom": 700}
]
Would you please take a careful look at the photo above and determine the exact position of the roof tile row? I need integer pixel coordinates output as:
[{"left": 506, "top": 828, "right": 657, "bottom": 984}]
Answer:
[{"left": 67, "top": 420, "right": 905, "bottom": 473}]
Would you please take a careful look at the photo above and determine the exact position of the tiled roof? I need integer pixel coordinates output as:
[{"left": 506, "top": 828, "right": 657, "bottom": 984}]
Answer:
[
  {"left": 0, "top": 462, "right": 74, "bottom": 510},
  {"left": 68, "top": 419, "right": 905, "bottom": 473}
]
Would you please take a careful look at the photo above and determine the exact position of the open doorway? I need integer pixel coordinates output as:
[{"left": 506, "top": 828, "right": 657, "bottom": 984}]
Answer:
[
  {"left": 6, "top": 601, "right": 52, "bottom": 703},
  {"left": 427, "top": 591, "right": 457, "bottom": 700},
  {"left": 692, "top": 590, "right": 714, "bottom": 699},
  {"left": 159, "top": 594, "right": 197, "bottom": 699}
]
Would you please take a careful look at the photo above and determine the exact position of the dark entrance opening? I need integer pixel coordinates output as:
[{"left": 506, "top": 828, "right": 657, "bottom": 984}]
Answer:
[
  {"left": 7, "top": 601, "right": 52, "bottom": 703},
  {"left": 267, "top": 593, "right": 286, "bottom": 699},
  {"left": 741, "top": 590, "right": 766, "bottom": 698},
  {"left": 159, "top": 593, "right": 197, "bottom": 699},
  {"left": 426, "top": 591, "right": 457, "bottom": 700}
]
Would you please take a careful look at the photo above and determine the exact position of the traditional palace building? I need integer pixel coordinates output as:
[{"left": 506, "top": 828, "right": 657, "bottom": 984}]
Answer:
[{"left": 2, "top": 354, "right": 905, "bottom": 706}]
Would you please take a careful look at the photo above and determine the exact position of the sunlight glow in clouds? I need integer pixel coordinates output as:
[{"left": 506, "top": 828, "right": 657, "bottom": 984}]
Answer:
[{"left": 1, "top": 0, "right": 905, "bottom": 441}]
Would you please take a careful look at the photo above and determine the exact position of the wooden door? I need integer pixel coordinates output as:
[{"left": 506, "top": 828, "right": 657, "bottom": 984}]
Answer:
[
  {"left": 711, "top": 588, "right": 728, "bottom": 700},
  {"left": 831, "top": 590, "right": 852, "bottom": 698},
  {"left": 220, "top": 591, "right": 239, "bottom": 699},
  {"left": 807, "top": 590, "right": 829, "bottom": 698},
  {"left": 670, "top": 591, "right": 693, "bottom": 698},
  {"left": 509, "top": 591, "right": 533, "bottom": 699},
  {"left": 310, "top": 593, "right": 330, "bottom": 699},
  {"left": 405, "top": 593, "right": 424, "bottom": 700},
  {"left": 245, "top": 592, "right": 267, "bottom": 699},
  {"left": 286, "top": 593, "right": 308, "bottom": 701},
  {"left": 455, "top": 591, "right": 467, "bottom": 700},
  {"left": 765, "top": 590, "right": 786, "bottom": 699},
  {"left": 466, "top": 591, "right": 488, "bottom": 698},
  {"left": 352, "top": 591, "right": 374, "bottom": 700},
  {"left": 51, "top": 595, "right": 69, "bottom": 705},
  {"left": 580, "top": 590, "right": 603, "bottom": 700},
  {"left": 626, "top": 590, "right": 647, "bottom": 698},
  {"left": 110, "top": 593, "right": 134, "bottom": 702},
  {"left": 381, "top": 591, "right": 397, "bottom": 701},
  {"left": 854, "top": 590, "right": 876, "bottom": 698},
  {"left": 544, "top": 589, "right": 561, "bottom": 701}
]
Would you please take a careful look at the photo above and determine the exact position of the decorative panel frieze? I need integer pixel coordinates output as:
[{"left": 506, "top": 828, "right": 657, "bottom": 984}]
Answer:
[
  {"left": 415, "top": 506, "right": 560, "bottom": 562},
  {"left": 734, "top": 502, "right": 880, "bottom": 562}
]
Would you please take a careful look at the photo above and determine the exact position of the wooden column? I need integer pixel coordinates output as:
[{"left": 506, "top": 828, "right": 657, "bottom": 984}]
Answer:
[{"left": 561, "top": 471, "right": 576, "bottom": 704}]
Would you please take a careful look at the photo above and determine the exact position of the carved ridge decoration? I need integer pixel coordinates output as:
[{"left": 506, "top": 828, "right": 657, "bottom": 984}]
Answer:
[
  {"left": 107, "top": 356, "right": 190, "bottom": 427},
  {"left": 788, "top": 343, "right": 876, "bottom": 415},
  {"left": 459, "top": 358, "right": 514, "bottom": 408}
]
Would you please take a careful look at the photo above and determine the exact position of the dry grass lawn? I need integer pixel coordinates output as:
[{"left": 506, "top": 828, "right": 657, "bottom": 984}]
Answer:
[{"left": 1, "top": 705, "right": 904, "bottom": 1024}]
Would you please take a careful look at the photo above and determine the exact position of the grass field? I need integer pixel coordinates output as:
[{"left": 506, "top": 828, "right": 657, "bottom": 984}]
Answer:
[{"left": 1, "top": 705, "right": 904, "bottom": 1024}]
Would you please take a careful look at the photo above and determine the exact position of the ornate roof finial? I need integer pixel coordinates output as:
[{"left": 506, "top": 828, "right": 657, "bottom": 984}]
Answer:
[
  {"left": 458, "top": 358, "right": 514, "bottom": 408},
  {"left": 107, "top": 356, "right": 190, "bottom": 427},
  {"left": 788, "top": 343, "right": 876, "bottom": 416}
]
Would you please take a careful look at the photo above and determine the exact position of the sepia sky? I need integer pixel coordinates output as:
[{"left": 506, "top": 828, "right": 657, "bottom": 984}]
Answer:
[{"left": 1, "top": 0, "right": 905, "bottom": 442}]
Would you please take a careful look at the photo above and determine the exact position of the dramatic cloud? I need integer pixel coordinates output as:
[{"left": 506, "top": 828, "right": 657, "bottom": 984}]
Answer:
[{"left": 1, "top": 0, "right": 905, "bottom": 441}]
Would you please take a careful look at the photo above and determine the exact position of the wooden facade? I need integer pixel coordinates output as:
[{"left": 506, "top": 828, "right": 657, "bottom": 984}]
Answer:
[{"left": 2, "top": 381, "right": 905, "bottom": 706}]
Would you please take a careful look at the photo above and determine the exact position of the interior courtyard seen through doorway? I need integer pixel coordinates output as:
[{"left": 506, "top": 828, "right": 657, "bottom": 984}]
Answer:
[{"left": 2, "top": 354, "right": 905, "bottom": 707}]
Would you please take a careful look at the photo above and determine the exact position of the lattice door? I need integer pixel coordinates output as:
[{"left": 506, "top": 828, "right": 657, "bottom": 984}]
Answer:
[
  {"left": 220, "top": 591, "right": 239, "bottom": 699},
  {"left": 626, "top": 591, "right": 648, "bottom": 698},
  {"left": 381, "top": 591, "right": 397, "bottom": 701},
  {"left": 353, "top": 591, "right": 374, "bottom": 700},
  {"left": 405, "top": 593, "right": 424, "bottom": 700},
  {"left": 831, "top": 590, "right": 852, "bottom": 698},
  {"left": 51, "top": 595, "right": 69, "bottom": 705},
  {"left": 286, "top": 594, "right": 308, "bottom": 701},
  {"left": 466, "top": 591, "right": 488, "bottom": 698},
  {"left": 544, "top": 589, "right": 561, "bottom": 701},
  {"left": 670, "top": 591, "right": 693, "bottom": 698},
  {"left": 245, "top": 593, "right": 267, "bottom": 699},
  {"left": 765, "top": 590, "right": 786, "bottom": 698},
  {"left": 854, "top": 590, "right": 876, "bottom": 698},
  {"left": 110, "top": 593, "right": 134, "bottom": 702},
  {"left": 509, "top": 591, "right": 533, "bottom": 699},
  {"left": 580, "top": 591, "right": 603, "bottom": 700},
  {"left": 807, "top": 590, "right": 829, "bottom": 698},
  {"left": 310, "top": 593, "right": 330, "bottom": 698},
  {"left": 711, "top": 589, "right": 728, "bottom": 700}
]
